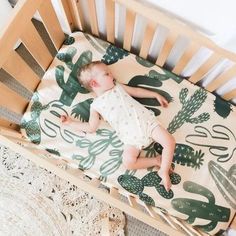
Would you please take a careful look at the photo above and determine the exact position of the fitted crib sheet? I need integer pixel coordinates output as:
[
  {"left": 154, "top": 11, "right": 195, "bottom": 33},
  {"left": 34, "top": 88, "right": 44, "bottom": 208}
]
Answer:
[{"left": 21, "top": 32, "right": 236, "bottom": 235}]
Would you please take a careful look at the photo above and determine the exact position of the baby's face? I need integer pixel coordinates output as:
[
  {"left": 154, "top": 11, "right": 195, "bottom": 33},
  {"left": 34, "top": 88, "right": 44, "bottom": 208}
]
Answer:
[{"left": 91, "top": 64, "right": 115, "bottom": 91}]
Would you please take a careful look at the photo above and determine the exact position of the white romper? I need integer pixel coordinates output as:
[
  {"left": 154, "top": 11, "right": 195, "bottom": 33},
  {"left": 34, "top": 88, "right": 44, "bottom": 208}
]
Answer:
[{"left": 91, "top": 83, "right": 160, "bottom": 149}]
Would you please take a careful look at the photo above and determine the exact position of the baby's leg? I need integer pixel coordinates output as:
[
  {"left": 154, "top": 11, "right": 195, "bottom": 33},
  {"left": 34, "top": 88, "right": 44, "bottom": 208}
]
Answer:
[
  {"left": 151, "top": 125, "right": 176, "bottom": 192},
  {"left": 122, "top": 145, "right": 161, "bottom": 170}
]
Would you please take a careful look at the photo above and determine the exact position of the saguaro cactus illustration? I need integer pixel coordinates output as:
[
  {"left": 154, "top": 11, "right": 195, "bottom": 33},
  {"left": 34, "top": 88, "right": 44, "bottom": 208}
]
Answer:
[
  {"left": 208, "top": 161, "right": 236, "bottom": 209},
  {"left": 167, "top": 88, "right": 210, "bottom": 134},
  {"left": 55, "top": 48, "right": 93, "bottom": 106},
  {"left": 186, "top": 124, "right": 236, "bottom": 163},
  {"left": 118, "top": 171, "right": 181, "bottom": 205},
  {"left": 171, "top": 181, "right": 230, "bottom": 232}
]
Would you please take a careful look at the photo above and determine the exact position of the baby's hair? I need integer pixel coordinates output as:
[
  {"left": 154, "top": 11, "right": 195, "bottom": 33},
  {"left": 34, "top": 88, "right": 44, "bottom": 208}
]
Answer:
[{"left": 77, "top": 61, "right": 104, "bottom": 91}]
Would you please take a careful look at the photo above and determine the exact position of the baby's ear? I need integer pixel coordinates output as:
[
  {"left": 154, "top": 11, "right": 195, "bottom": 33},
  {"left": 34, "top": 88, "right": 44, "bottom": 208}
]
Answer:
[{"left": 89, "top": 79, "right": 99, "bottom": 88}]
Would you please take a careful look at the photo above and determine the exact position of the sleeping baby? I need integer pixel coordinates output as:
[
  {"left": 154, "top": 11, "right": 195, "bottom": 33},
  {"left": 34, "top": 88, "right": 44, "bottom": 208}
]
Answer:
[{"left": 61, "top": 61, "right": 176, "bottom": 191}]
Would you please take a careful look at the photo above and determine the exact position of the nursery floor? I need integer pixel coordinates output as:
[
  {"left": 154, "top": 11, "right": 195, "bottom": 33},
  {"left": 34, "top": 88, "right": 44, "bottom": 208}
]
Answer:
[{"left": 0, "top": 19, "right": 167, "bottom": 236}]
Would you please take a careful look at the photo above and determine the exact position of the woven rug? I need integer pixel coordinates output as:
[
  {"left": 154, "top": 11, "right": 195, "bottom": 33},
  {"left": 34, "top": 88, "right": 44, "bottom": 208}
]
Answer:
[{"left": 0, "top": 144, "right": 125, "bottom": 236}]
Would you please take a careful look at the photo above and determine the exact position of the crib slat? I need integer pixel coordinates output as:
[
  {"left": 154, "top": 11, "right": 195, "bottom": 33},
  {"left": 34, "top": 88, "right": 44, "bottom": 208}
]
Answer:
[
  {"left": 0, "top": 82, "right": 28, "bottom": 114},
  {"left": 64, "top": 0, "right": 84, "bottom": 31},
  {"left": 87, "top": 0, "right": 99, "bottom": 36},
  {"left": 2, "top": 50, "right": 40, "bottom": 92},
  {"left": 20, "top": 20, "right": 53, "bottom": 71},
  {"left": 58, "top": 0, "right": 74, "bottom": 32},
  {"left": 172, "top": 42, "right": 200, "bottom": 75},
  {"left": 127, "top": 195, "right": 139, "bottom": 209},
  {"left": 156, "top": 32, "right": 178, "bottom": 67},
  {"left": 0, "top": 118, "right": 19, "bottom": 130},
  {"left": 222, "top": 88, "right": 236, "bottom": 101},
  {"left": 110, "top": 187, "right": 120, "bottom": 199},
  {"left": 38, "top": 0, "right": 65, "bottom": 50},
  {"left": 189, "top": 52, "right": 222, "bottom": 84},
  {"left": 206, "top": 64, "right": 236, "bottom": 92},
  {"left": 74, "top": 0, "right": 85, "bottom": 31},
  {"left": 0, "top": 0, "right": 43, "bottom": 68},
  {"left": 123, "top": 9, "right": 136, "bottom": 51},
  {"left": 105, "top": 0, "right": 115, "bottom": 44},
  {"left": 139, "top": 21, "right": 156, "bottom": 59}
]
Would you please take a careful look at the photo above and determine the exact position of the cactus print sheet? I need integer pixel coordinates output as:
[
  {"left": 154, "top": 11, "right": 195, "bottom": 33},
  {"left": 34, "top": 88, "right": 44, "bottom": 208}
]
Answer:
[{"left": 20, "top": 32, "right": 236, "bottom": 235}]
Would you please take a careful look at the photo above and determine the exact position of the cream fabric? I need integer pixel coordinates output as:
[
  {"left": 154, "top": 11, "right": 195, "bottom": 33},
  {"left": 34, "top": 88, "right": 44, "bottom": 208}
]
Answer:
[{"left": 91, "top": 83, "right": 159, "bottom": 149}]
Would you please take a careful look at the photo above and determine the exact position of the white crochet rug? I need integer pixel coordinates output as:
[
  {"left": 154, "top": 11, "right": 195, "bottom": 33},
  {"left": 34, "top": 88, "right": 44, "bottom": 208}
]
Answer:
[{"left": 0, "top": 144, "right": 125, "bottom": 236}]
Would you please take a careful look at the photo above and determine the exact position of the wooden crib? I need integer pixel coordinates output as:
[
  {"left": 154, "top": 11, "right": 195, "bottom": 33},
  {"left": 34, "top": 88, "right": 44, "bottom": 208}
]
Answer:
[{"left": 0, "top": 0, "right": 235, "bottom": 235}]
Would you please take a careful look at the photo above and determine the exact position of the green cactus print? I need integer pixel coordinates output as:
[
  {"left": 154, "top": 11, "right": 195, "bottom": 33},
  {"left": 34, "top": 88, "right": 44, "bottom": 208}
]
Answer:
[
  {"left": 144, "top": 142, "right": 204, "bottom": 170},
  {"left": 100, "top": 149, "right": 123, "bottom": 177},
  {"left": 186, "top": 124, "right": 236, "bottom": 163},
  {"left": 208, "top": 161, "right": 236, "bottom": 209},
  {"left": 167, "top": 88, "right": 210, "bottom": 134},
  {"left": 153, "top": 143, "right": 204, "bottom": 170},
  {"left": 20, "top": 93, "right": 47, "bottom": 144},
  {"left": 214, "top": 96, "right": 233, "bottom": 119},
  {"left": 45, "top": 148, "right": 61, "bottom": 156},
  {"left": 171, "top": 181, "right": 230, "bottom": 232},
  {"left": 102, "top": 45, "right": 129, "bottom": 65},
  {"left": 135, "top": 56, "right": 155, "bottom": 68},
  {"left": 71, "top": 98, "right": 94, "bottom": 122},
  {"left": 63, "top": 36, "right": 75, "bottom": 45},
  {"left": 55, "top": 49, "right": 92, "bottom": 106},
  {"left": 118, "top": 171, "right": 181, "bottom": 204},
  {"left": 128, "top": 72, "right": 173, "bottom": 116},
  {"left": 74, "top": 129, "right": 123, "bottom": 171}
]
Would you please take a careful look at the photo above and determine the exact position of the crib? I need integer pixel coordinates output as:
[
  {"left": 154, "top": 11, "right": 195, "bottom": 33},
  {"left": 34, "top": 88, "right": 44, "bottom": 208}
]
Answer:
[{"left": 0, "top": 0, "right": 236, "bottom": 235}]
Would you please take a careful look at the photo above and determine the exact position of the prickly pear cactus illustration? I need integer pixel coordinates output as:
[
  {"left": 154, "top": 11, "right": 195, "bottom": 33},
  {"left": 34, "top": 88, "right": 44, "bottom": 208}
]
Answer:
[
  {"left": 208, "top": 161, "right": 236, "bottom": 209},
  {"left": 128, "top": 71, "right": 173, "bottom": 116},
  {"left": 55, "top": 48, "right": 92, "bottom": 106},
  {"left": 171, "top": 181, "right": 230, "bottom": 232},
  {"left": 71, "top": 98, "right": 94, "bottom": 122},
  {"left": 118, "top": 171, "right": 181, "bottom": 205},
  {"left": 153, "top": 143, "right": 204, "bottom": 170},
  {"left": 20, "top": 93, "right": 46, "bottom": 144},
  {"left": 167, "top": 88, "right": 210, "bottom": 134},
  {"left": 74, "top": 129, "right": 123, "bottom": 171},
  {"left": 186, "top": 124, "right": 236, "bottom": 163},
  {"left": 214, "top": 96, "right": 233, "bottom": 118}
]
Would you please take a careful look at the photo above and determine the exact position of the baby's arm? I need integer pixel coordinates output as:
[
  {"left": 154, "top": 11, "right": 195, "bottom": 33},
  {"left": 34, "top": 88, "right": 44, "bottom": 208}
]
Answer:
[
  {"left": 121, "top": 84, "right": 168, "bottom": 107},
  {"left": 61, "top": 108, "right": 100, "bottom": 133}
]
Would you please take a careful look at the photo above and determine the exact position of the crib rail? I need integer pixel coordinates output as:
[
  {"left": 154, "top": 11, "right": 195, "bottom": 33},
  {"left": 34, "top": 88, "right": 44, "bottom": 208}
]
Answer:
[{"left": 0, "top": 128, "right": 210, "bottom": 236}]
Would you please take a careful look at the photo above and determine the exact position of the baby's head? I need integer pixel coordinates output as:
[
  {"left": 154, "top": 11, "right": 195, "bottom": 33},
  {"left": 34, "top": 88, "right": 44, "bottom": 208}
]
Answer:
[{"left": 77, "top": 61, "right": 115, "bottom": 94}]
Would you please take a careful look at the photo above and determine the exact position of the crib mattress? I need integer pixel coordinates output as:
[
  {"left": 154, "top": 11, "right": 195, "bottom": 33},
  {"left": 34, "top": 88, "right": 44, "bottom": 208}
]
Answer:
[{"left": 21, "top": 32, "right": 236, "bottom": 235}]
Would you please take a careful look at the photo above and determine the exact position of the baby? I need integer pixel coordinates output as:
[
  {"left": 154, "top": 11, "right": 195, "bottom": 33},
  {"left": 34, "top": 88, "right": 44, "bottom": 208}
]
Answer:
[{"left": 61, "top": 61, "right": 176, "bottom": 191}]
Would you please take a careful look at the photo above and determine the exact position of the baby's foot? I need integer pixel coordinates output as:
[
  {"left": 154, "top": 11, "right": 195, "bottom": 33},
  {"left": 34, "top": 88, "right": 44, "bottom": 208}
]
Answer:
[{"left": 158, "top": 170, "right": 172, "bottom": 192}]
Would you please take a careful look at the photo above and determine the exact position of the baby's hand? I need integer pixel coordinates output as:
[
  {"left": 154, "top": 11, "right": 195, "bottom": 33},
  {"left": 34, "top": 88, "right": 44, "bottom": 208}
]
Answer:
[
  {"left": 156, "top": 94, "right": 168, "bottom": 108},
  {"left": 60, "top": 115, "right": 71, "bottom": 124}
]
